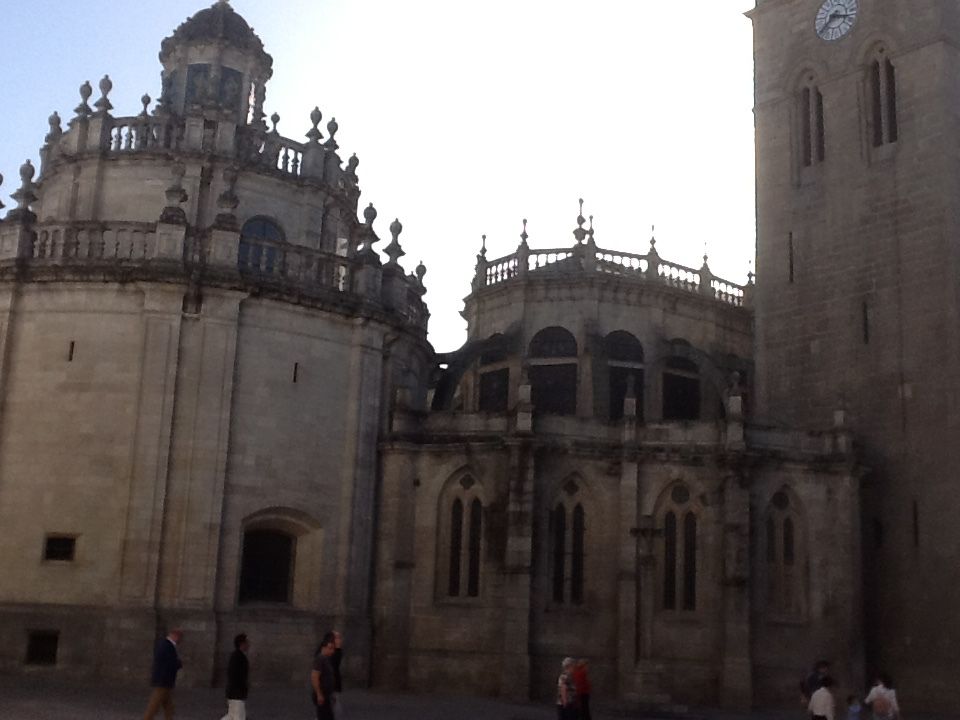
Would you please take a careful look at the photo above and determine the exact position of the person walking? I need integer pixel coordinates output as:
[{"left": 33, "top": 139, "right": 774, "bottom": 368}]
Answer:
[
  {"left": 572, "top": 658, "right": 592, "bottom": 720},
  {"left": 802, "top": 660, "right": 831, "bottom": 704},
  {"left": 220, "top": 633, "right": 250, "bottom": 720},
  {"left": 864, "top": 674, "right": 899, "bottom": 720},
  {"left": 143, "top": 628, "right": 184, "bottom": 720},
  {"left": 808, "top": 675, "right": 835, "bottom": 720},
  {"left": 311, "top": 632, "right": 337, "bottom": 720},
  {"left": 556, "top": 657, "right": 578, "bottom": 720}
]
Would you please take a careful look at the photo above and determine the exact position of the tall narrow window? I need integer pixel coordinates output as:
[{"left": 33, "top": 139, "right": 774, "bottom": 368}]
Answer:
[
  {"left": 552, "top": 504, "right": 566, "bottom": 603},
  {"left": 571, "top": 504, "right": 585, "bottom": 605},
  {"left": 766, "top": 489, "right": 806, "bottom": 618},
  {"left": 663, "top": 356, "right": 700, "bottom": 421},
  {"left": 862, "top": 301, "right": 871, "bottom": 344},
  {"left": 440, "top": 478, "right": 485, "bottom": 599},
  {"left": 529, "top": 327, "right": 579, "bottom": 416},
  {"left": 682, "top": 512, "right": 697, "bottom": 611},
  {"left": 467, "top": 499, "right": 482, "bottom": 596},
  {"left": 663, "top": 511, "right": 678, "bottom": 610},
  {"left": 869, "top": 51, "right": 898, "bottom": 147},
  {"left": 788, "top": 232, "right": 795, "bottom": 283},
  {"left": 448, "top": 499, "right": 463, "bottom": 597},
  {"left": 912, "top": 499, "right": 919, "bottom": 549},
  {"left": 605, "top": 331, "right": 644, "bottom": 421},
  {"left": 799, "top": 76, "right": 825, "bottom": 167}
]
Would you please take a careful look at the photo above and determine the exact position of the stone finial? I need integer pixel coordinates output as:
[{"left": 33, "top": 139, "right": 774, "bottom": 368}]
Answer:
[
  {"left": 346, "top": 153, "right": 359, "bottom": 176},
  {"left": 480, "top": 234, "right": 487, "bottom": 257},
  {"left": 0, "top": 172, "right": 5, "bottom": 212},
  {"left": 384, "top": 218, "right": 405, "bottom": 267},
  {"left": 214, "top": 166, "right": 240, "bottom": 230},
  {"left": 520, "top": 218, "right": 529, "bottom": 247},
  {"left": 306, "top": 106, "right": 323, "bottom": 143},
  {"left": 45, "top": 112, "right": 63, "bottom": 145},
  {"left": 648, "top": 225, "right": 659, "bottom": 255},
  {"left": 363, "top": 202, "right": 377, "bottom": 226},
  {"left": 94, "top": 74, "right": 114, "bottom": 114},
  {"left": 140, "top": 94, "right": 152, "bottom": 118},
  {"left": 587, "top": 215, "right": 595, "bottom": 244},
  {"left": 74, "top": 80, "right": 93, "bottom": 118},
  {"left": 415, "top": 260, "right": 427, "bottom": 287},
  {"left": 270, "top": 111, "right": 280, "bottom": 134},
  {"left": 573, "top": 198, "right": 587, "bottom": 243},
  {"left": 8, "top": 160, "right": 38, "bottom": 223},
  {"left": 160, "top": 162, "right": 189, "bottom": 225},
  {"left": 325, "top": 117, "right": 339, "bottom": 150}
]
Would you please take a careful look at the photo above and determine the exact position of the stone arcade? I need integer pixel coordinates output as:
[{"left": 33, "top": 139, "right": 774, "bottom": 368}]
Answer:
[{"left": 1, "top": 0, "right": 955, "bottom": 713}]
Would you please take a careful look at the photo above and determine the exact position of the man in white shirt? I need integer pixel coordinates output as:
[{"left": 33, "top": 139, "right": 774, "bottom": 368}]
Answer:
[{"left": 808, "top": 675, "right": 835, "bottom": 720}]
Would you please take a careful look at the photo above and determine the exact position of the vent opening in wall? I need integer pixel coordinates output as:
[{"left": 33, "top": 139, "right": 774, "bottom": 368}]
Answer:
[
  {"left": 44, "top": 535, "right": 76, "bottom": 562},
  {"left": 293, "top": 362, "right": 299, "bottom": 384},
  {"left": 25, "top": 630, "right": 59, "bottom": 665},
  {"left": 67, "top": 341, "right": 75, "bottom": 362}
]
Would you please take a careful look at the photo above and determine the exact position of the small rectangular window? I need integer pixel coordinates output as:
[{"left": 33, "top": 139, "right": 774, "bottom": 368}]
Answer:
[
  {"left": 801, "top": 87, "right": 813, "bottom": 167},
  {"left": 25, "top": 630, "right": 59, "bottom": 665},
  {"left": 815, "top": 90, "right": 826, "bottom": 162},
  {"left": 292, "top": 362, "right": 299, "bottom": 384},
  {"left": 871, "top": 61, "right": 883, "bottom": 147},
  {"left": 862, "top": 301, "right": 871, "bottom": 345},
  {"left": 67, "top": 341, "right": 75, "bottom": 362},
  {"left": 885, "top": 59, "right": 898, "bottom": 143},
  {"left": 44, "top": 535, "right": 76, "bottom": 562},
  {"left": 788, "top": 232, "right": 795, "bottom": 284}
]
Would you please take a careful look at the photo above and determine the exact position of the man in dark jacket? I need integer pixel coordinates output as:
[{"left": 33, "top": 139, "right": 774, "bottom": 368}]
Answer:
[
  {"left": 311, "top": 632, "right": 337, "bottom": 720},
  {"left": 221, "top": 633, "right": 250, "bottom": 720},
  {"left": 143, "top": 628, "right": 183, "bottom": 720}
]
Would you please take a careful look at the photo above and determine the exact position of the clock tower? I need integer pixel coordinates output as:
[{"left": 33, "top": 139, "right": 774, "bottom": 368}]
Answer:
[{"left": 750, "top": 0, "right": 960, "bottom": 709}]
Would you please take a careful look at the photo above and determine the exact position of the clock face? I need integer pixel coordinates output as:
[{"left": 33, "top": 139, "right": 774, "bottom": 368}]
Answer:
[{"left": 815, "top": 0, "right": 858, "bottom": 42}]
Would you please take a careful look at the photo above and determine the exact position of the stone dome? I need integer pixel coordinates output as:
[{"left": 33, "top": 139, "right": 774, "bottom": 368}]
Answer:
[{"left": 160, "top": 1, "right": 272, "bottom": 71}]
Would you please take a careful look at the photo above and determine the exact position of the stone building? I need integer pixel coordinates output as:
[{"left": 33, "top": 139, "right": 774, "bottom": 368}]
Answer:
[
  {"left": 5, "top": 0, "right": 954, "bottom": 712},
  {"left": 750, "top": 0, "right": 960, "bottom": 709}
]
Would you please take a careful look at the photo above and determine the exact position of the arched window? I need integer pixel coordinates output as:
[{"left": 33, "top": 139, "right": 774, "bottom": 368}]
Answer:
[
  {"left": 765, "top": 489, "right": 806, "bottom": 618},
  {"left": 868, "top": 48, "right": 898, "bottom": 147},
  {"left": 605, "top": 331, "right": 644, "bottom": 421},
  {"left": 662, "top": 356, "right": 700, "bottom": 421},
  {"left": 239, "top": 217, "right": 285, "bottom": 274},
  {"left": 239, "top": 529, "right": 294, "bottom": 603},
  {"left": 439, "top": 474, "right": 484, "bottom": 598},
  {"left": 549, "top": 479, "right": 586, "bottom": 606},
  {"left": 528, "top": 327, "right": 578, "bottom": 416},
  {"left": 659, "top": 482, "right": 699, "bottom": 612},
  {"left": 798, "top": 73, "right": 826, "bottom": 167}
]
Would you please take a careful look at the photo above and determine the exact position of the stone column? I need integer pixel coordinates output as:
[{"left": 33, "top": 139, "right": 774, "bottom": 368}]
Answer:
[
  {"left": 719, "top": 471, "right": 752, "bottom": 709},
  {"left": 500, "top": 439, "right": 534, "bottom": 699},
  {"left": 616, "top": 400, "right": 639, "bottom": 695}
]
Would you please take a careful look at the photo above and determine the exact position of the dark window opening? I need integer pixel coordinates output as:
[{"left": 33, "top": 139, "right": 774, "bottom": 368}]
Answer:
[
  {"left": 604, "top": 331, "right": 644, "bottom": 363},
  {"left": 448, "top": 499, "right": 463, "bottom": 597},
  {"left": 25, "top": 630, "right": 59, "bottom": 666},
  {"left": 870, "top": 61, "right": 884, "bottom": 147},
  {"left": 571, "top": 504, "right": 585, "bottom": 605},
  {"left": 783, "top": 517, "right": 795, "bottom": 565},
  {"left": 478, "top": 368, "right": 509, "bottom": 413},
  {"left": 874, "top": 518, "right": 884, "bottom": 549},
  {"left": 530, "top": 364, "right": 578, "bottom": 416},
  {"left": 609, "top": 367, "right": 644, "bottom": 421},
  {"left": 682, "top": 512, "right": 697, "bottom": 611},
  {"left": 467, "top": 499, "right": 482, "bottom": 597},
  {"left": 788, "top": 232, "right": 795, "bottom": 283},
  {"left": 239, "top": 217, "right": 285, "bottom": 274},
  {"left": 801, "top": 87, "right": 813, "bottom": 167},
  {"left": 815, "top": 89, "right": 826, "bottom": 162},
  {"left": 529, "top": 327, "right": 578, "bottom": 359},
  {"left": 663, "top": 358, "right": 700, "bottom": 421},
  {"left": 238, "top": 529, "right": 294, "bottom": 604},
  {"left": 862, "top": 301, "right": 871, "bottom": 344},
  {"left": 67, "top": 341, "right": 75, "bottom": 362},
  {"left": 551, "top": 504, "right": 566, "bottom": 603},
  {"left": 479, "top": 334, "right": 508, "bottom": 365},
  {"left": 293, "top": 362, "right": 299, "bottom": 383},
  {"left": 663, "top": 511, "right": 677, "bottom": 610},
  {"left": 885, "top": 59, "right": 898, "bottom": 143},
  {"left": 44, "top": 536, "right": 76, "bottom": 562}
]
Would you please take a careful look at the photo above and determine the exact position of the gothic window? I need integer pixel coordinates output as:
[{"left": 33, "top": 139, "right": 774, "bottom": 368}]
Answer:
[
  {"left": 439, "top": 475, "right": 484, "bottom": 599},
  {"left": 528, "top": 327, "right": 578, "bottom": 416},
  {"left": 549, "top": 480, "right": 587, "bottom": 606},
  {"left": 868, "top": 49, "right": 898, "bottom": 147},
  {"left": 239, "top": 217, "right": 285, "bottom": 274},
  {"left": 605, "top": 331, "right": 644, "bottom": 421},
  {"left": 659, "top": 482, "right": 699, "bottom": 612},
  {"left": 765, "top": 488, "right": 806, "bottom": 618},
  {"left": 239, "top": 529, "right": 294, "bottom": 603},
  {"left": 662, "top": 356, "right": 700, "bottom": 421},
  {"left": 799, "top": 75, "right": 826, "bottom": 167}
]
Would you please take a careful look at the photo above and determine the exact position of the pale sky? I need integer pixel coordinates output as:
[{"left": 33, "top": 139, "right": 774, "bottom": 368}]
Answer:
[{"left": 0, "top": 0, "right": 757, "bottom": 351}]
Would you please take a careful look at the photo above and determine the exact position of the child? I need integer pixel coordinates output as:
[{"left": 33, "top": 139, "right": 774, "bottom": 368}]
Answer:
[{"left": 847, "top": 695, "right": 862, "bottom": 720}]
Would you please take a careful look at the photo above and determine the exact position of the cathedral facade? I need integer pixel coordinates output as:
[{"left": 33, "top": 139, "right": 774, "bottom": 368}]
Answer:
[{"left": 0, "top": 0, "right": 952, "bottom": 712}]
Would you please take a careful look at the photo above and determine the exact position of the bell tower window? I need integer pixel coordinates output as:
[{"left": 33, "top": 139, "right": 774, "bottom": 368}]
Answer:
[
  {"left": 869, "top": 50, "right": 898, "bottom": 147},
  {"left": 799, "top": 76, "right": 826, "bottom": 167}
]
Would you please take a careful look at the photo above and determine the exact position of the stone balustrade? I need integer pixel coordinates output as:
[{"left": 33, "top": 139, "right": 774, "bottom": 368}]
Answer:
[
  {"left": 238, "top": 237, "right": 354, "bottom": 292},
  {"left": 107, "top": 116, "right": 185, "bottom": 154},
  {"left": 478, "top": 242, "right": 749, "bottom": 308},
  {"left": 32, "top": 221, "right": 161, "bottom": 262}
]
